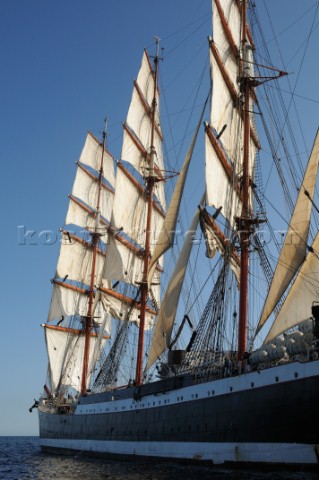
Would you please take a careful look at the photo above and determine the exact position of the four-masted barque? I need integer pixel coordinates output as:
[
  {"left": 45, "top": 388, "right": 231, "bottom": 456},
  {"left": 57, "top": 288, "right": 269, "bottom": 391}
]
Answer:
[{"left": 35, "top": 0, "right": 319, "bottom": 467}]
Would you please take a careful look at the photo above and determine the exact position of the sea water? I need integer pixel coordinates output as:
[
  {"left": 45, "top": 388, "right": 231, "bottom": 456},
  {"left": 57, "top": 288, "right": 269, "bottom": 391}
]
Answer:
[{"left": 0, "top": 437, "right": 318, "bottom": 480}]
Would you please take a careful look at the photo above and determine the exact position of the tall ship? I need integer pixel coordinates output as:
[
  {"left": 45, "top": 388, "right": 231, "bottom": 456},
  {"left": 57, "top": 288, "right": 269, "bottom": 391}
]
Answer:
[{"left": 35, "top": 0, "right": 319, "bottom": 467}]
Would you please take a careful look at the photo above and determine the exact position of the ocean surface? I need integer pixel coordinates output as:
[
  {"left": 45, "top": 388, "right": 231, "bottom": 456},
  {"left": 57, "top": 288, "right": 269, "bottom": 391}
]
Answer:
[{"left": 0, "top": 437, "right": 318, "bottom": 480}]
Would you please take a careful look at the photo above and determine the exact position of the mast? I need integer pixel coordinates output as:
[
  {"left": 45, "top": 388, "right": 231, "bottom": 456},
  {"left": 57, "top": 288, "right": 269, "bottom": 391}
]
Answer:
[
  {"left": 81, "top": 119, "right": 107, "bottom": 396},
  {"left": 135, "top": 38, "right": 161, "bottom": 386},
  {"left": 238, "top": 0, "right": 251, "bottom": 360},
  {"left": 206, "top": 0, "right": 287, "bottom": 360}
]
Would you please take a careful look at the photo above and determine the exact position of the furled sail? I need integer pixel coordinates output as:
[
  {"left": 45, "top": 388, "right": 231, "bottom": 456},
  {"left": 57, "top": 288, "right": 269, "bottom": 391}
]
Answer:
[
  {"left": 44, "top": 324, "right": 108, "bottom": 392},
  {"left": 257, "top": 130, "right": 319, "bottom": 334},
  {"left": 264, "top": 232, "right": 319, "bottom": 343},
  {"left": 146, "top": 195, "right": 205, "bottom": 370},
  {"left": 205, "top": 0, "right": 259, "bottom": 226}
]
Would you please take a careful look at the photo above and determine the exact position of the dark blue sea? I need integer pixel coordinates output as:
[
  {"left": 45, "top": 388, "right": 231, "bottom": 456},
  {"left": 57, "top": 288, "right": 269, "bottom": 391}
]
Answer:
[{"left": 0, "top": 437, "right": 318, "bottom": 480}]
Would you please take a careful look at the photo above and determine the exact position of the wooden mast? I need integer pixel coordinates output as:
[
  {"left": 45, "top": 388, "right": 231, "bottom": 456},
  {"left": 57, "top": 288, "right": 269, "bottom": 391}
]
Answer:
[
  {"left": 81, "top": 120, "right": 107, "bottom": 396},
  {"left": 238, "top": 0, "right": 251, "bottom": 361},
  {"left": 135, "top": 39, "right": 161, "bottom": 386}
]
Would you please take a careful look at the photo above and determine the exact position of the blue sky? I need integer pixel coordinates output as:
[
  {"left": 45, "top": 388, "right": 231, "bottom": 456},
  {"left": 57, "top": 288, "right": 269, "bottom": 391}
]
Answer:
[{"left": 1, "top": 0, "right": 319, "bottom": 435}]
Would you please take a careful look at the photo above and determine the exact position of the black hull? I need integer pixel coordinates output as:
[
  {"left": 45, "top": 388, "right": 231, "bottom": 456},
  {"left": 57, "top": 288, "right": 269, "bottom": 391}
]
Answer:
[{"left": 39, "top": 360, "right": 319, "bottom": 465}]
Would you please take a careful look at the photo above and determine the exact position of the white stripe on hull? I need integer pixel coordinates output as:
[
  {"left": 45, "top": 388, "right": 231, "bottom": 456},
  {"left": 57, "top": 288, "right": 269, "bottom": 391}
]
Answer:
[
  {"left": 75, "top": 360, "right": 319, "bottom": 416},
  {"left": 40, "top": 438, "right": 319, "bottom": 465}
]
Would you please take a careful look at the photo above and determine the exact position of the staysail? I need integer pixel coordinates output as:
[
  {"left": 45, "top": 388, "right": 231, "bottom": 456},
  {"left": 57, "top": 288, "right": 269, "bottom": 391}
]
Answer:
[
  {"left": 264, "top": 232, "right": 319, "bottom": 343},
  {"left": 146, "top": 195, "right": 205, "bottom": 370},
  {"left": 147, "top": 98, "right": 208, "bottom": 288},
  {"left": 257, "top": 129, "right": 319, "bottom": 334}
]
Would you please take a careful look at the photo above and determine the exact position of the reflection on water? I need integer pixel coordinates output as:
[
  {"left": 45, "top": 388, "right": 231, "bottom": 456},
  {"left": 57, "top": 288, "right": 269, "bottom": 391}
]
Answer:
[{"left": 0, "top": 437, "right": 318, "bottom": 480}]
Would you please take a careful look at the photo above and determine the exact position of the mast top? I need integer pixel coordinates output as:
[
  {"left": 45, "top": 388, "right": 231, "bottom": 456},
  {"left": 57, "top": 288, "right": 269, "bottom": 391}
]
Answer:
[
  {"left": 103, "top": 116, "right": 108, "bottom": 145},
  {"left": 150, "top": 36, "right": 163, "bottom": 64},
  {"left": 154, "top": 36, "right": 160, "bottom": 56}
]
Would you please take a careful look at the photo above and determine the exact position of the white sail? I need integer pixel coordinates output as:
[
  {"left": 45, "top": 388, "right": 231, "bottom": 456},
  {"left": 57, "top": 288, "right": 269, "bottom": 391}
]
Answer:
[
  {"left": 100, "top": 284, "right": 156, "bottom": 330},
  {"left": 57, "top": 134, "right": 115, "bottom": 330},
  {"left": 211, "top": 0, "right": 241, "bottom": 152},
  {"left": 103, "top": 235, "right": 144, "bottom": 287},
  {"left": 206, "top": 0, "right": 258, "bottom": 225},
  {"left": 211, "top": 0, "right": 257, "bottom": 159},
  {"left": 146, "top": 197, "right": 204, "bottom": 370},
  {"left": 122, "top": 127, "right": 165, "bottom": 210},
  {"left": 44, "top": 325, "right": 107, "bottom": 392},
  {"left": 111, "top": 165, "right": 145, "bottom": 245},
  {"left": 265, "top": 233, "right": 319, "bottom": 343},
  {"left": 80, "top": 132, "right": 115, "bottom": 187},
  {"left": 46, "top": 49, "right": 167, "bottom": 393},
  {"left": 121, "top": 50, "right": 165, "bottom": 210},
  {"left": 64, "top": 132, "right": 115, "bottom": 230},
  {"left": 48, "top": 282, "right": 89, "bottom": 322},
  {"left": 111, "top": 163, "right": 165, "bottom": 247},
  {"left": 102, "top": 162, "right": 164, "bottom": 310},
  {"left": 205, "top": 131, "right": 242, "bottom": 225},
  {"left": 257, "top": 130, "right": 319, "bottom": 333},
  {"left": 102, "top": 234, "right": 163, "bottom": 307},
  {"left": 72, "top": 164, "right": 114, "bottom": 223},
  {"left": 56, "top": 233, "right": 106, "bottom": 285},
  {"left": 93, "top": 50, "right": 168, "bottom": 350},
  {"left": 65, "top": 195, "right": 109, "bottom": 231}
]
